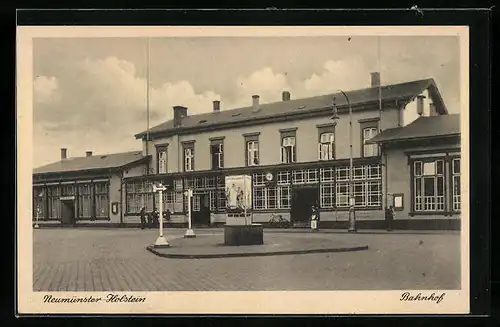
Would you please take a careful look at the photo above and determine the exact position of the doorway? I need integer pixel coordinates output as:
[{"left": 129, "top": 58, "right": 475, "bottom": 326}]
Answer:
[
  {"left": 61, "top": 200, "right": 76, "bottom": 226},
  {"left": 291, "top": 186, "right": 319, "bottom": 223},
  {"left": 191, "top": 193, "right": 211, "bottom": 226}
]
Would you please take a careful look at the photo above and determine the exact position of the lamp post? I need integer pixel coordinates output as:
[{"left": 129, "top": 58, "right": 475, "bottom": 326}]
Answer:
[
  {"left": 184, "top": 188, "right": 196, "bottom": 238},
  {"left": 152, "top": 183, "right": 169, "bottom": 247},
  {"left": 332, "top": 90, "right": 357, "bottom": 232},
  {"left": 34, "top": 191, "right": 43, "bottom": 229}
]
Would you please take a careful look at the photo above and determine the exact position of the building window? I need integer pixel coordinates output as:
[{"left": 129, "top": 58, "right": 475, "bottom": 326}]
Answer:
[
  {"left": 320, "top": 183, "right": 335, "bottom": 208},
  {"left": 47, "top": 186, "right": 61, "bottom": 220},
  {"left": 94, "top": 183, "right": 109, "bottom": 218},
  {"left": 252, "top": 172, "right": 291, "bottom": 210},
  {"left": 126, "top": 181, "right": 154, "bottom": 214},
  {"left": 452, "top": 158, "right": 461, "bottom": 211},
  {"left": 280, "top": 128, "right": 297, "bottom": 164},
  {"left": 182, "top": 142, "right": 195, "bottom": 172},
  {"left": 362, "top": 127, "right": 379, "bottom": 157},
  {"left": 318, "top": 132, "right": 335, "bottom": 160},
  {"left": 247, "top": 141, "right": 259, "bottom": 166},
  {"left": 210, "top": 138, "right": 224, "bottom": 169},
  {"left": 78, "top": 183, "right": 92, "bottom": 218},
  {"left": 156, "top": 145, "right": 168, "bottom": 174},
  {"left": 244, "top": 132, "right": 260, "bottom": 166},
  {"left": 281, "top": 136, "right": 296, "bottom": 163},
  {"left": 320, "top": 168, "right": 335, "bottom": 182},
  {"left": 413, "top": 160, "right": 445, "bottom": 212},
  {"left": 331, "top": 165, "right": 382, "bottom": 208}
]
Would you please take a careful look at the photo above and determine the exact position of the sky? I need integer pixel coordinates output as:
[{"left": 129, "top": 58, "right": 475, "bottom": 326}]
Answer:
[{"left": 32, "top": 35, "right": 460, "bottom": 168}]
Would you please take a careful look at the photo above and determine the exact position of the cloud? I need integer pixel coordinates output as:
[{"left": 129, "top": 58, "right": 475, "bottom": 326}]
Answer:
[
  {"left": 33, "top": 56, "right": 226, "bottom": 167},
  {"left": 227, "top": 67, "right": 291, "bottom": 107},
  {"left": 33, "top": 76, "right": 59, "bottom": 104},
  {"left": 33, "top": 46, "right": 460, "bottom": 168}
]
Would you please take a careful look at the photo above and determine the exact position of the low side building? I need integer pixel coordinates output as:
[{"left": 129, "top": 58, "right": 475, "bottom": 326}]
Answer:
[
  {"left": 32, "top": 149, "right": 149, "bottom": 227},
  {"left": 369, "top": 114, "right": 461, "bottom": 230}
]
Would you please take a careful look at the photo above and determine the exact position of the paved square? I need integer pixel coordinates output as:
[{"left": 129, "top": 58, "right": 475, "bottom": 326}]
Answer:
[{"left": 33, "top": 228, "right": 461, "bottom": 291}]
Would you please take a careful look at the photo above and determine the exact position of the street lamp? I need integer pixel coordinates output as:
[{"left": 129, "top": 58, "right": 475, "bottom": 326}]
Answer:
[
  {"left": 34, "top": 191, "right": 43, "bottom": 229},
  {"left": 332, "top": 91, "right": 357, "bottom": 233},
  {"left": 34, "top": 191, "right": 44, "bottom": 229}
]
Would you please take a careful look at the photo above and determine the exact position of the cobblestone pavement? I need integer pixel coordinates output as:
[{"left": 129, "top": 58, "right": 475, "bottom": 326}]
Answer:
[{"left": 33, "top": 228, "right": 461, "bottom": 291}]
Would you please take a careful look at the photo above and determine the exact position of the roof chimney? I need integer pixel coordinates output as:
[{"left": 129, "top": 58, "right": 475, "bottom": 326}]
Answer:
[
  {"left": 429, "top": 103, "right": 438, "bottom": 116},
  {"left": 282, "top": 91, "right": 291, "bottom": 101},
  {"left": 173, "top": 106, "right": 188, "bottom": 127},
  {"left": 213, "top": 100, "right": 220, "bottom": 113},
  {"left": 60, "top": 148, "right": 67, "bottom": 160},
  {"left": 86, "top": 151, "right": 93, "bottom": 157},
  {"left": 371, "top": 72, "right": 381, "bottom": 88},
  {"left": 252, "top": 95, "right": 260, "bottom": 111},
  {"left": 416, "top": 95, "right": 425, "bottom": 116}
]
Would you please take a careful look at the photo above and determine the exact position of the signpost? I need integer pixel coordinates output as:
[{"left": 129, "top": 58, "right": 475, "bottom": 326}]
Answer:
[
  {"left": 184, "top": 189, "right": 196, "bottom": 238},
  {"left": 152, "top": 183, "right": 169, "bottom": 248}
]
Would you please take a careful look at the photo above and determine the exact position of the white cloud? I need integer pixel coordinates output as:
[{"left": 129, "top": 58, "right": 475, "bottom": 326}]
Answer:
[
  {"left": 33, "top": 56, "right": 226, "bottom": 167},
  {"left": 228, "top": 67, "right": 291, "bottom": 107},
  {"left": 33, "top": 51, "right": 459, "bottom": 168},
  {"left": 33, "top": 76, "right": 59, "bottom": 104}
]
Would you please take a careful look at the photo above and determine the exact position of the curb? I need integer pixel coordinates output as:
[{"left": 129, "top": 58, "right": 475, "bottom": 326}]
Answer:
[{"left": 146, "top": 244, "right": 369, "bottom": 259}]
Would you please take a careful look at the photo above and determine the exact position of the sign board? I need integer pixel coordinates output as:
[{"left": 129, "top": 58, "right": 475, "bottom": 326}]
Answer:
[{"left": 225, "top": 175, "right": 252, "bottom": 211}]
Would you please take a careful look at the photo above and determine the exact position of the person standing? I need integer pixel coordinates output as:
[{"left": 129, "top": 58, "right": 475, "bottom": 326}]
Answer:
[
  {"left": 385, "top": 205, "right": 395, "bottom": 231},
  {"left": 147, "top": 210, "right": 153, "bottom": 229},
  {"left": 139, "top": 207, "right": 146, "bottom": 229}
]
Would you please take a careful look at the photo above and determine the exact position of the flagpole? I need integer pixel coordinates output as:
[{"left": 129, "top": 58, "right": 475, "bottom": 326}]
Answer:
[
  {"left": 146, "top": 37, "right": 151, "bottom": 175},
  {"left": 378, "top": 36, "right": 382, "bottom": 129}
]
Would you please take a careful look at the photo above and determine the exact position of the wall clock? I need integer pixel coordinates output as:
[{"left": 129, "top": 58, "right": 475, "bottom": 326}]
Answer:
[{"left": 265, "top": 172, "right": 274, "bottom": 181}]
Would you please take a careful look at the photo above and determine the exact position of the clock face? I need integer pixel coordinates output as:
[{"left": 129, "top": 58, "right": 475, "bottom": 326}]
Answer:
[{"left": 265, "top": 173, "right": 273, "bottom": 181}]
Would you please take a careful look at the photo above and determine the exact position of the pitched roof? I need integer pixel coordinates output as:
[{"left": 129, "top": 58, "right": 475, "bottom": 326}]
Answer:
[
  {"left": 33, "top": 151, "right": 146, "bottom": 175},
  {"left": 136, "top": 78, "right": 447, "bottom": 139},
  {"left": 368, "top": 114, "right": 460, "bottom": 144}
]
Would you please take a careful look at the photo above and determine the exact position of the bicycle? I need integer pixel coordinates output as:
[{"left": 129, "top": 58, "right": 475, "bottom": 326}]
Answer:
[{"left": 268, "top": 213, "right": 289, "bottom": 228}]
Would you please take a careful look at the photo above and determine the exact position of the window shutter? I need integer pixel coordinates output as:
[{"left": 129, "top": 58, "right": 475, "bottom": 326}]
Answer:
[
  {"left": 318, "top": 143, "right": 322, "bottom": 160},
  {"left": 291, "top": 146, "right": 296, "bottom": 162},
  {"left": 280, "top": 146, "right": 285, "bottom": 163}
]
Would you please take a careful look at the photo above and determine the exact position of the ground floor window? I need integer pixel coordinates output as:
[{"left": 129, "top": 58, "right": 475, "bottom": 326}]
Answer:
[
  {"left": 253, "top": 164, "right": 382, "bottom": 211},
  {"left": 412, "top": 157, "right": 460, "bottom": 213},
  {"left": 452, "top": 158, "right": 461, "bottom": 211},
  {"left": 33, "top": 180, "right": 110, "bottom": 221},
  {"left": 47, "top": 185, "right": 61, "bottom": 220},
  {"left": 126, "top": 180, "right": 154, "bottom": 214},
  {"left": 95, "top": 182, "right": 109, "bottom": 218},
  {"left": 253, "top": 185, "right": 291, "bottom": 210},
  {"left": 77, "top": 183, "right": 92, "bottom": 218},
  {"left": 125, "top": 175, "right": 226, "bottom": 215}
]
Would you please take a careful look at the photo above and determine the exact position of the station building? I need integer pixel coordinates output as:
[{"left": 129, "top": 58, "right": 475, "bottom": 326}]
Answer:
[
  {"left": 123, "top": 73, "right": 461, "bottom": 229},
  {"left": 32, "top": 72, "right": 461, "bottom": 229}
]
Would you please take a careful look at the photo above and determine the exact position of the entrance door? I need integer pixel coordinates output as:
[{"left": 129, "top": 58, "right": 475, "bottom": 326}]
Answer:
[
  {"left": 61, "top": 200, "right": 76, "bottom": 226},
  {"left": 191, "top": 194, "right": 211, "bottom": 226},
  {"left": 291, "top": 187, "right": 319, "bottom": 223}
]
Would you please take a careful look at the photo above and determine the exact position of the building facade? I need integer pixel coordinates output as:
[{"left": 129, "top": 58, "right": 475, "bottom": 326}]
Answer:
[
  {"left": 32, "top": 73, "right": 461, "bottom": 230},
  {"left": 121, "top": 73, "right": 461, "bottom": 229},
  {"left": 32, "top": 150, "right": 148, "bottom": 226}
]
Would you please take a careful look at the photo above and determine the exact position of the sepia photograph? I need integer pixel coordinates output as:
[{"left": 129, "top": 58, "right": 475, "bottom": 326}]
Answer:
[{"left": 17, "top": 25, "right": 469, "bottom": 314}]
